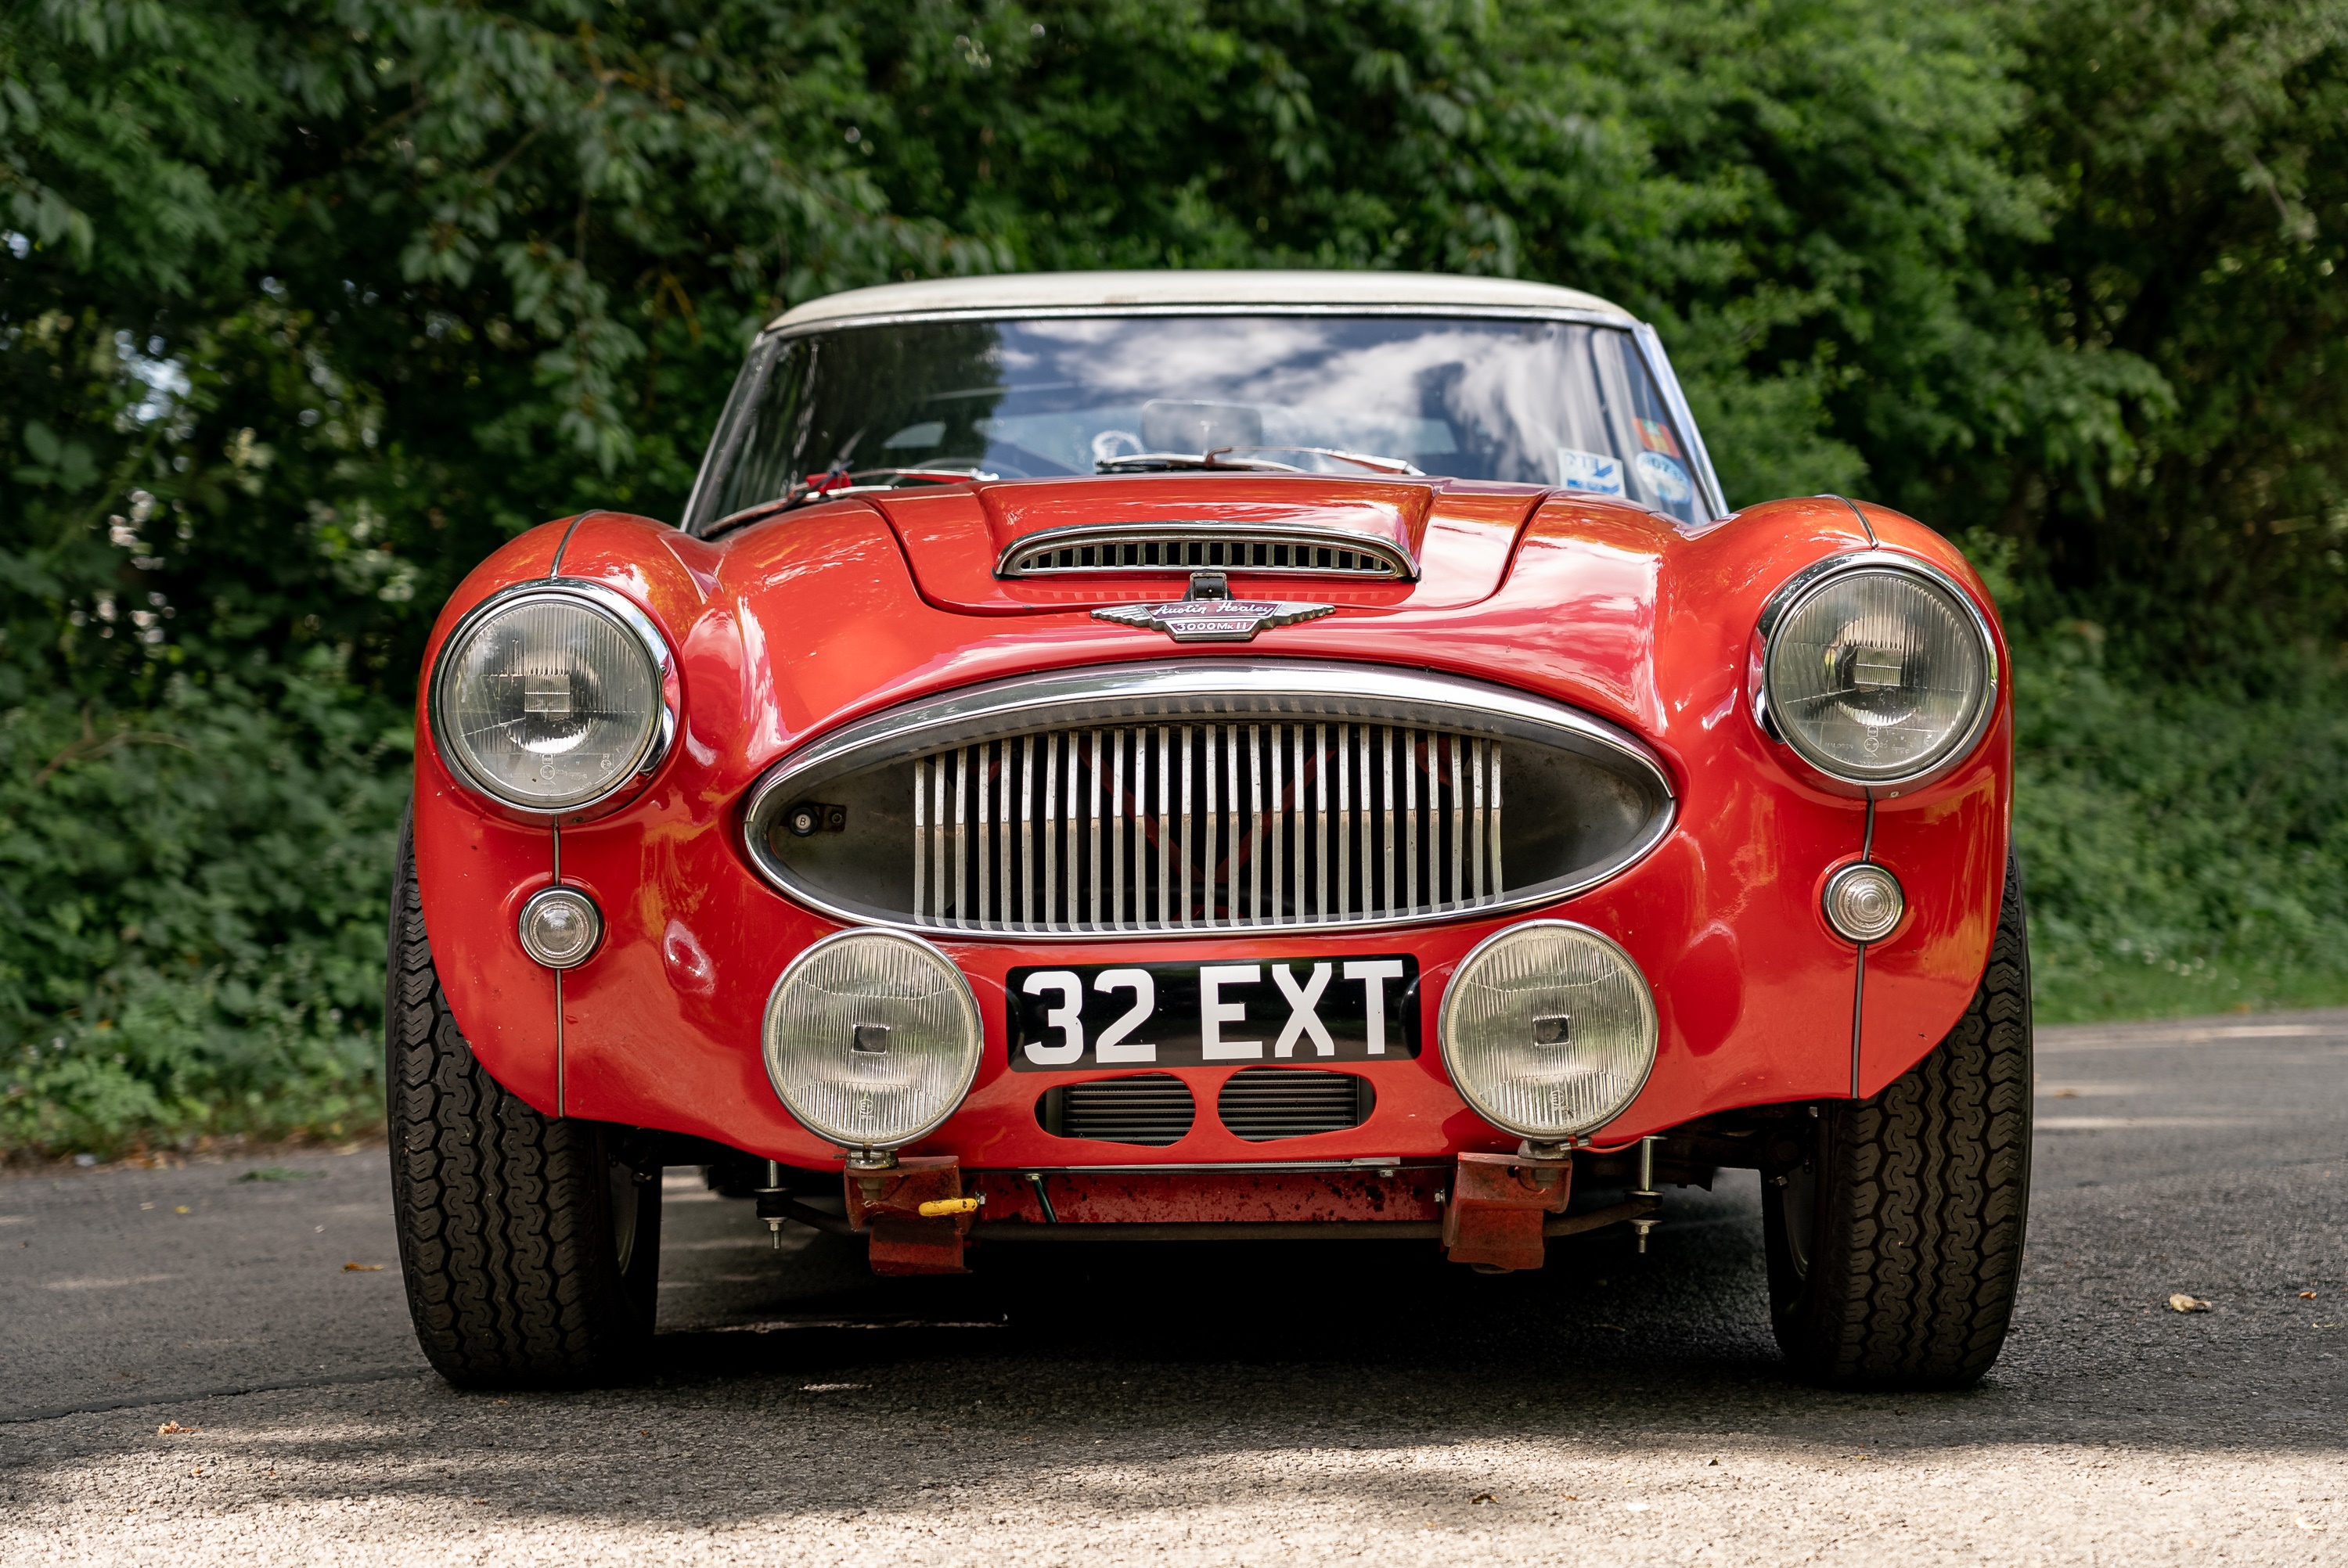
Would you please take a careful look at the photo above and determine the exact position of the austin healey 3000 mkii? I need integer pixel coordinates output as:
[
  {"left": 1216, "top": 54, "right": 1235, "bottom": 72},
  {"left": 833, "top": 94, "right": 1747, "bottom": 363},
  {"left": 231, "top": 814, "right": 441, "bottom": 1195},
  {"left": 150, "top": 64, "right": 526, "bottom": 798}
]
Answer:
[{"left": 387, "top": 271, "right": 2030, "bottom": 1390}]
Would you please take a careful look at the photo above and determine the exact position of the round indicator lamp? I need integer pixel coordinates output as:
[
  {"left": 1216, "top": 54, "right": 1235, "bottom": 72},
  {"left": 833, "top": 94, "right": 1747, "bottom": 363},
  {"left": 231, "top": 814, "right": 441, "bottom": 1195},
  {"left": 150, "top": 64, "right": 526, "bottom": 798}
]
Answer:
[
  {"left": 1823, "top": 861, "right": 1905, "bottom": 944},
  {"left": 518, "top": 886, "right": 603, "bottom": 969}
]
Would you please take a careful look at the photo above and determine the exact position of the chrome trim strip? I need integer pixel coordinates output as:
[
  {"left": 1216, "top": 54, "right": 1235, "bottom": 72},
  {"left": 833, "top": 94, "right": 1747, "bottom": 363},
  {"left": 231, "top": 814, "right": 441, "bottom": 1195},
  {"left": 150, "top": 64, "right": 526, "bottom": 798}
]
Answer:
[
  {"left": 740, "top": 660, "right": 1677, "bottom": 940},
  {"left": 998, "top": 522, "right": 1418, "bottom": 581},
  {"left": 1630, "top": 322, "right": 1730, "bottom": 520},
  {"left": 427, "top": 578, "right": 676, "bottom": 815},
  {"left": 1752, "top": 549, "right": 2001, "bottom": 790},
  {"left": 765, "top": 303, "right": 1639, "bottom": 340}
]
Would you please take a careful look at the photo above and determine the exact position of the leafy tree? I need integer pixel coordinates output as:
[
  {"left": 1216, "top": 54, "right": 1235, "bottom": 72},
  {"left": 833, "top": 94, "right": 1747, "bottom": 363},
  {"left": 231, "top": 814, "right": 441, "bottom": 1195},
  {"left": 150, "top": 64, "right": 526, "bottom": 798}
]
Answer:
[{"left": 1985, "top": 0, "right": 2348, "bottom": 675}]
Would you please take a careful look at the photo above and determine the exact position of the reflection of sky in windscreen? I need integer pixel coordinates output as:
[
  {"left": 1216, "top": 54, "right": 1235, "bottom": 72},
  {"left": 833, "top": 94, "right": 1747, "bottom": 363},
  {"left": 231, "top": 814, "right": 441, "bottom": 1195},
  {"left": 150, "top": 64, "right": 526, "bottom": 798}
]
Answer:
[{"left": 961, "top": 318, "right": 1674, "bottom": 509}]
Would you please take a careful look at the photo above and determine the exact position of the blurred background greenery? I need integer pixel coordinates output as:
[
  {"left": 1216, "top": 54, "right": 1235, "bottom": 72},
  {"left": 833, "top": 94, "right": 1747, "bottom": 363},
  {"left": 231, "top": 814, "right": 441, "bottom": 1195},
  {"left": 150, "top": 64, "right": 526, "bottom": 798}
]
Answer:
[{"left": 5, "top": 0, "right": 2345, "bottom": 1156}]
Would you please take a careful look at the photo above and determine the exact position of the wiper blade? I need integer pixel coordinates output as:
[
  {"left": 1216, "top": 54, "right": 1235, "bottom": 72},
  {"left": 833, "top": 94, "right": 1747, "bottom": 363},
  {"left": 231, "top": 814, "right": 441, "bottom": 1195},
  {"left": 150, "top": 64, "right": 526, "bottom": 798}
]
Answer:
[
  {"left": 1223, "top": 445, "right": 1425, "bottom": 475},
  {"left": 714, "top": 466, "right": 997, "bottom": 530},
  {"left": 1093, "top": 446, "right": 1424, "bottom": 477},
  {"left": 790, "top": 466, "right": 999, "bottom": 502},
  {"left": 1093, "top": 451, "right": 1300, "bottom": 474}
]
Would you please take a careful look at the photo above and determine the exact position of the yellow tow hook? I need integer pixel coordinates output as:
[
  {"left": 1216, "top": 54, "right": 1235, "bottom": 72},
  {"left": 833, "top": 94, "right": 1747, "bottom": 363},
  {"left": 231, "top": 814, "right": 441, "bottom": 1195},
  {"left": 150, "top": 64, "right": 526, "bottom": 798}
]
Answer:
[{"left": 917, "top": 1196, "right": 982, "bottom": 1218}]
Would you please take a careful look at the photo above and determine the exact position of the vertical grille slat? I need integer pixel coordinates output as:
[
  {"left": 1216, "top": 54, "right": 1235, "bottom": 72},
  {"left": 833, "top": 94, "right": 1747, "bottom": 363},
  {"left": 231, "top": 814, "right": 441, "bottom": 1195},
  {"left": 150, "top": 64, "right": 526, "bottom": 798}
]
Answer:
[
  {"left": 1157, "top": 727, "right": 1172, "bottom": 929},
  {"left": 1248, "top": 725, "right": 1264, "bottom": 925},
  {"left": 953, "top": 749, "right": 968, "bottom": 930},
  {"left": 913, "top": 755, "right": 927, "bottom": 924},
  {"left": 1020, "top": 737, "right": 1035, "bottom": 930},
  {"left": 1111, "top": 732, "right": 1127, "bottom": 929},
  {"left": 912, "top": 719, "right": 1504, "bottom": 934}
]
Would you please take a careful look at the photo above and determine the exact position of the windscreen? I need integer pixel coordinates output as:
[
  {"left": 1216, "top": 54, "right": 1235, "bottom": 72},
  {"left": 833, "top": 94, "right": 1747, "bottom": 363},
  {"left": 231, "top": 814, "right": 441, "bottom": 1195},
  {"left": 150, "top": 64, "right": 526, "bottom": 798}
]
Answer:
[{"left": 687, "top": 314, "right": 1709, "bottom": 532}]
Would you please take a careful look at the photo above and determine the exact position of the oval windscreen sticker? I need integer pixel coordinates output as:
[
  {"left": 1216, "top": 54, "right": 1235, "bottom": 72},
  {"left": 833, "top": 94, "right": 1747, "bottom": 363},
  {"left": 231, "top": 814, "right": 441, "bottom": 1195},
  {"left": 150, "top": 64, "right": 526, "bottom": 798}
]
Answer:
[{"left": 1635, "top": 449, "right": 1693, "bottom": 505}]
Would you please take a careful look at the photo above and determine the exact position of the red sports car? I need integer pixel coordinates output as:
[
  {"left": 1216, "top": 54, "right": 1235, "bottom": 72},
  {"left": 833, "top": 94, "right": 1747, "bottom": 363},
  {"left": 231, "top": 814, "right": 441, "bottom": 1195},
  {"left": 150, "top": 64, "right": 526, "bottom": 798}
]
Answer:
[{"left": 387, "top": 271, "right": 2030, "bottom": 1390}]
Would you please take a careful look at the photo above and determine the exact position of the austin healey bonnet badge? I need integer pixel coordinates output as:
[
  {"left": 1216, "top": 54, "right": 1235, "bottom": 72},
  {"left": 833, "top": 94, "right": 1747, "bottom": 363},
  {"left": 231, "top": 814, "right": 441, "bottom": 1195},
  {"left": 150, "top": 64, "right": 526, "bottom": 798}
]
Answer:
[{"left": 1091, "top": 598, "right": 1336, "bottom": 643}]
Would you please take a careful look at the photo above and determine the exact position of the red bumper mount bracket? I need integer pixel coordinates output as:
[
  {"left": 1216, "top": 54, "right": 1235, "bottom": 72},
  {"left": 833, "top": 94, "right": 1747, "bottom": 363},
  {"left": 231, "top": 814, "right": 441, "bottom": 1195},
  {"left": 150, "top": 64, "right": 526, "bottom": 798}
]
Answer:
[
  {"left": 1441, "top": 1152, "right": 1572, "bottom": 1271},
  {"left": 843, "top": 1156, "right": 974, "bottom": 1275}
]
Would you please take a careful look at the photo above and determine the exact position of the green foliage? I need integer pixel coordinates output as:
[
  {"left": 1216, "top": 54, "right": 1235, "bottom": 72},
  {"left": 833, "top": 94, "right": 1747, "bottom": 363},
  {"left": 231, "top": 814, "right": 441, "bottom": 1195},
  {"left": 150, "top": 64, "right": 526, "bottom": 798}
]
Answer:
[
  {"left": 2011, "top": 625, "right": 2348, "bottom": 1021},
  {"left": 1971, "top": 0, "right": 2348, "bottom": 677},
  {"left": 2, "top": 0, "right": 2345, "bottom": 1152},
  {"left": 0, "top": 660, "right": 407, "bottom": 1153}
]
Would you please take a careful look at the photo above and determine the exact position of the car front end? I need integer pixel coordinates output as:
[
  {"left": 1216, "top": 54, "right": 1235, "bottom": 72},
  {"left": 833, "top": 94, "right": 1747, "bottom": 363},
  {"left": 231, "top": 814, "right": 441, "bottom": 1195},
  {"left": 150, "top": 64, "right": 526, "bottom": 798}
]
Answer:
[{"left": 391, "top": 271, "right": 2026, "bottom": 1390}]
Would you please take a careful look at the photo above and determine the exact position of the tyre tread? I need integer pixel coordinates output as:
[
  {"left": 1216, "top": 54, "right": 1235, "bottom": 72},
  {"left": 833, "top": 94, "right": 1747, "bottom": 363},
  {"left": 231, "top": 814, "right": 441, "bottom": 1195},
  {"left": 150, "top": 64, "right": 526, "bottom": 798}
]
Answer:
[
  {"left": 1778, "top": 849, "right": 2033, "bottom": 1389},
  {"left": 383, "top": 808, "right": 651, "bottom": 1386}
]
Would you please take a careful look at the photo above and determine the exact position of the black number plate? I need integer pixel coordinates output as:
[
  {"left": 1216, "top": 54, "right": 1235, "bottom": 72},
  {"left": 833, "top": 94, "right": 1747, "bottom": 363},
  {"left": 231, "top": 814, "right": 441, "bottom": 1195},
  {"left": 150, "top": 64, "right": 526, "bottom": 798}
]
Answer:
[{"left": 1007, "top": 956, "right": 1419, "bottom": 1071}]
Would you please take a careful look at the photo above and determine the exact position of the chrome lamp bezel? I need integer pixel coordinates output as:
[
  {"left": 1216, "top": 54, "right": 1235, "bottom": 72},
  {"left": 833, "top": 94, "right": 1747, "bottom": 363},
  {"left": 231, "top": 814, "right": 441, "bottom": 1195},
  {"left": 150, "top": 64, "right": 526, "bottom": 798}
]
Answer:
[
  {"left": 1435, "top": 918, "right": 1661, "bottom": 1142},
  {"left": 1753, "top": 551, "right": 2000, "bottom": 789},
  {"left": 427, "top": 578, "right": 676, "bottom": 814},
  {"left": 517, "top": 885, "right": 604, "bottom": 969},
  {"left": 761, "top": 927, "right": 985, "bottom": 1153}
]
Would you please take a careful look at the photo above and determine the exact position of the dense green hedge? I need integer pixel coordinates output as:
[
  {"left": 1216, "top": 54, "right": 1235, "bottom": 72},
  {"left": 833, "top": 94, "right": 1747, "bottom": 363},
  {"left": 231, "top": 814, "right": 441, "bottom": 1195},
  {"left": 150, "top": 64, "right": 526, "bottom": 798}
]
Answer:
[
  {"left": 5, "top": 1, "right": 2346, "bottom": 1156},
  {"left": 2013, "top": 640, "right": 2348, "bottom": 1021},
  {"left": 0, "top": 663, "right": 405, "bottom": 1153}
]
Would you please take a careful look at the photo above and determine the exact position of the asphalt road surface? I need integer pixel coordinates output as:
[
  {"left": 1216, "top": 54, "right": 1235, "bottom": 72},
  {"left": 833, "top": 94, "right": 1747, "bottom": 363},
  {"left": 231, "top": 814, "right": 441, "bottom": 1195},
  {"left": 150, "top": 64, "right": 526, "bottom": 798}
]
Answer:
[{"left": 3, "top": 1009, "right": 2343, "bottom": 1565}]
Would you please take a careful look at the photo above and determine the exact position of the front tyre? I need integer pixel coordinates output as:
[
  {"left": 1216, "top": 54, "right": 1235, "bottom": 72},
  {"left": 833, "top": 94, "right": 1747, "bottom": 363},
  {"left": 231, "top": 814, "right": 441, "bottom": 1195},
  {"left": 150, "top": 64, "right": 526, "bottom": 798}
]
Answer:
[
  {"left": 1763, "top": 848, "right": 2033, "bottom": 1390},
  {"left": 384, "top": 806, "right": 661, "bottom": 1386}
]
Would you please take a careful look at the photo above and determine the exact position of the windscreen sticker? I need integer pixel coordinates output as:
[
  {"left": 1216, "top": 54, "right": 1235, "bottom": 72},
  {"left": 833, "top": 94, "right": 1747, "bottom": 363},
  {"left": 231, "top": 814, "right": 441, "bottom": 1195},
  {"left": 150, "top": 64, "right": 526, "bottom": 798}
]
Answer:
[
  {"left": 1635, "top": 417, "right": 1684, "bottom": 459},
  {"left": 1556, "top": 447, "right": 1624, "bottom": 496},
  {"left": 1635, "top": 449, "right": 1693, "bottom": 505}
]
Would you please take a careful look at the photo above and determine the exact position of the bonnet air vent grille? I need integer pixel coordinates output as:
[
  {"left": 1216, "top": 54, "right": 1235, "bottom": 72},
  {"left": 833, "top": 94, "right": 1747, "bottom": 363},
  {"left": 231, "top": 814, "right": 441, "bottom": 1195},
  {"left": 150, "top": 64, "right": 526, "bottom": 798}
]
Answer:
[
  {"left": 1217, "top": 1068, "right": 1372, "bottom": 1142},
  {"left": 999, "top": 527, "right": 1413, "bottom": 580},
  {"left": 1036, "top": 1075, "right": 1197, "bottom": 1145}
]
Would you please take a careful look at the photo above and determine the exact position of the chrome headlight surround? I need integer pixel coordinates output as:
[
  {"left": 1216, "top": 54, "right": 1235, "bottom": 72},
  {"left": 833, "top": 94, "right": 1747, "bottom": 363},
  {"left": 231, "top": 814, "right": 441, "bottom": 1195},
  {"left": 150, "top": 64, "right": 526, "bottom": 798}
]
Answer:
[
  {"left": 1754, "top": 552, "right": 1999, "bottom": 789},
  {"left": 762, "top": 929, "right": 984, "bottom": 1153},
  {"left": 1437, "top": 919, "right": 1659, "bottom": 1143},
  {"left": 427, "top": 580, "right": 675, "bottom": 814}
]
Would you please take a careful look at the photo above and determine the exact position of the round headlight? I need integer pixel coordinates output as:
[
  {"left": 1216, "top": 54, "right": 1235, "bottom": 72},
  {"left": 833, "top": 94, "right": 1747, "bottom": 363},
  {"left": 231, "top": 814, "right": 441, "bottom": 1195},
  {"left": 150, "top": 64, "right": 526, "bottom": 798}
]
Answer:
[
  {"left": 431, "top": 587, "right": 666, "bottom": 811},
  {"left": 1762, "top": 563, "right": 1993, "bottom": 785},
  {"left": 1439, "top": 921, "right": 1658, "bottom": 1142},
  {"left": 763, "top": 930, "right": 981, "bottom": 1152}
]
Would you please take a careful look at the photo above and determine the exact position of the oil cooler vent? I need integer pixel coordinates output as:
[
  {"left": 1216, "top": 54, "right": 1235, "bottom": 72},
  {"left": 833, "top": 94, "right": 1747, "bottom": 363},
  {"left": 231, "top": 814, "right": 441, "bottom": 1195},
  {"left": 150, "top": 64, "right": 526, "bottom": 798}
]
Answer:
[
  {"left": 1035, "top": 1075, "right": 1197, "bottom": 1146},
  {"left": 1216, "top": 1068, "right": 1374, "bottom": 1142}
]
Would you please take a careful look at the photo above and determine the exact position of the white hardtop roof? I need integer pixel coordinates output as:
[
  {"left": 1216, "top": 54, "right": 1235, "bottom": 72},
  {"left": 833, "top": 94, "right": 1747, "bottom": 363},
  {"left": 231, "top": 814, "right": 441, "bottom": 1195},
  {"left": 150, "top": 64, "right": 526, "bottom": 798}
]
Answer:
[{"left": 769, "top": 269, "right": 1636, "bottom": 331}]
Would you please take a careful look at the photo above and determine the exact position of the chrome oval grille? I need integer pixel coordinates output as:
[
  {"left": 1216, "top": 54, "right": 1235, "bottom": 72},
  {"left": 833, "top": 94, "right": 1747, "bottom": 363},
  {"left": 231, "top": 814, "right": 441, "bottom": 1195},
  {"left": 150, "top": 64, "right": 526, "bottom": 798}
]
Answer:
[
  {"left": 1036, "top": 1075, "right": 1196, "bottom": 1145},
  {"left": 1216, "top": 1067, "right": 1372, "bottom": 1142},
  {"left": 743, "top": 663, "right": 1675, "bottom": 939},
  {"left": 999, "top": 525, "right": 1413, "bottom": 580},
  {"left": 912, "top": 722, "right": 1496, "bottom": 931}
]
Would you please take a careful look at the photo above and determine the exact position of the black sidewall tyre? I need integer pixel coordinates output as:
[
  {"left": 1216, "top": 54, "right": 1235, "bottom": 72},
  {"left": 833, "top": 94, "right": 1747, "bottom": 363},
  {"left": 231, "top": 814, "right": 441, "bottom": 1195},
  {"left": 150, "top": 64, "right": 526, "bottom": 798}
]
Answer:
[
  {"left": 385, "top": 803, "right": 661, "bottom": 1387},
  {"left": 1763, "top": 847, "right": 2034, "bottom": 1390}
]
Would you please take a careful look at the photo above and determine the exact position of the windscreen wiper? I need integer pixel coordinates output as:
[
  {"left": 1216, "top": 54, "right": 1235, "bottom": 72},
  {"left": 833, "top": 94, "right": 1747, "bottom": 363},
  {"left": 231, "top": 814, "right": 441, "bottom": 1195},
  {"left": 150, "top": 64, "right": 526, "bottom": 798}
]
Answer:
[
  {"left": 1094, "top": 445, "right": 1424, "bottom": 477},
  {"left": 713, "top": 466, "right": 999, "bottom": 530}
]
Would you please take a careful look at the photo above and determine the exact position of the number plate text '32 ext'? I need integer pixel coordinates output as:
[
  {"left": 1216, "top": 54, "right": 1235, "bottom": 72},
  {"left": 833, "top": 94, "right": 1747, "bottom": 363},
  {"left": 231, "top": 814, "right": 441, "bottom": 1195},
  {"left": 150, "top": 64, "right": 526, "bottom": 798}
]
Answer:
[{"left": 1007, "top": 957, "right": 1420, "bottom": 1070}]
